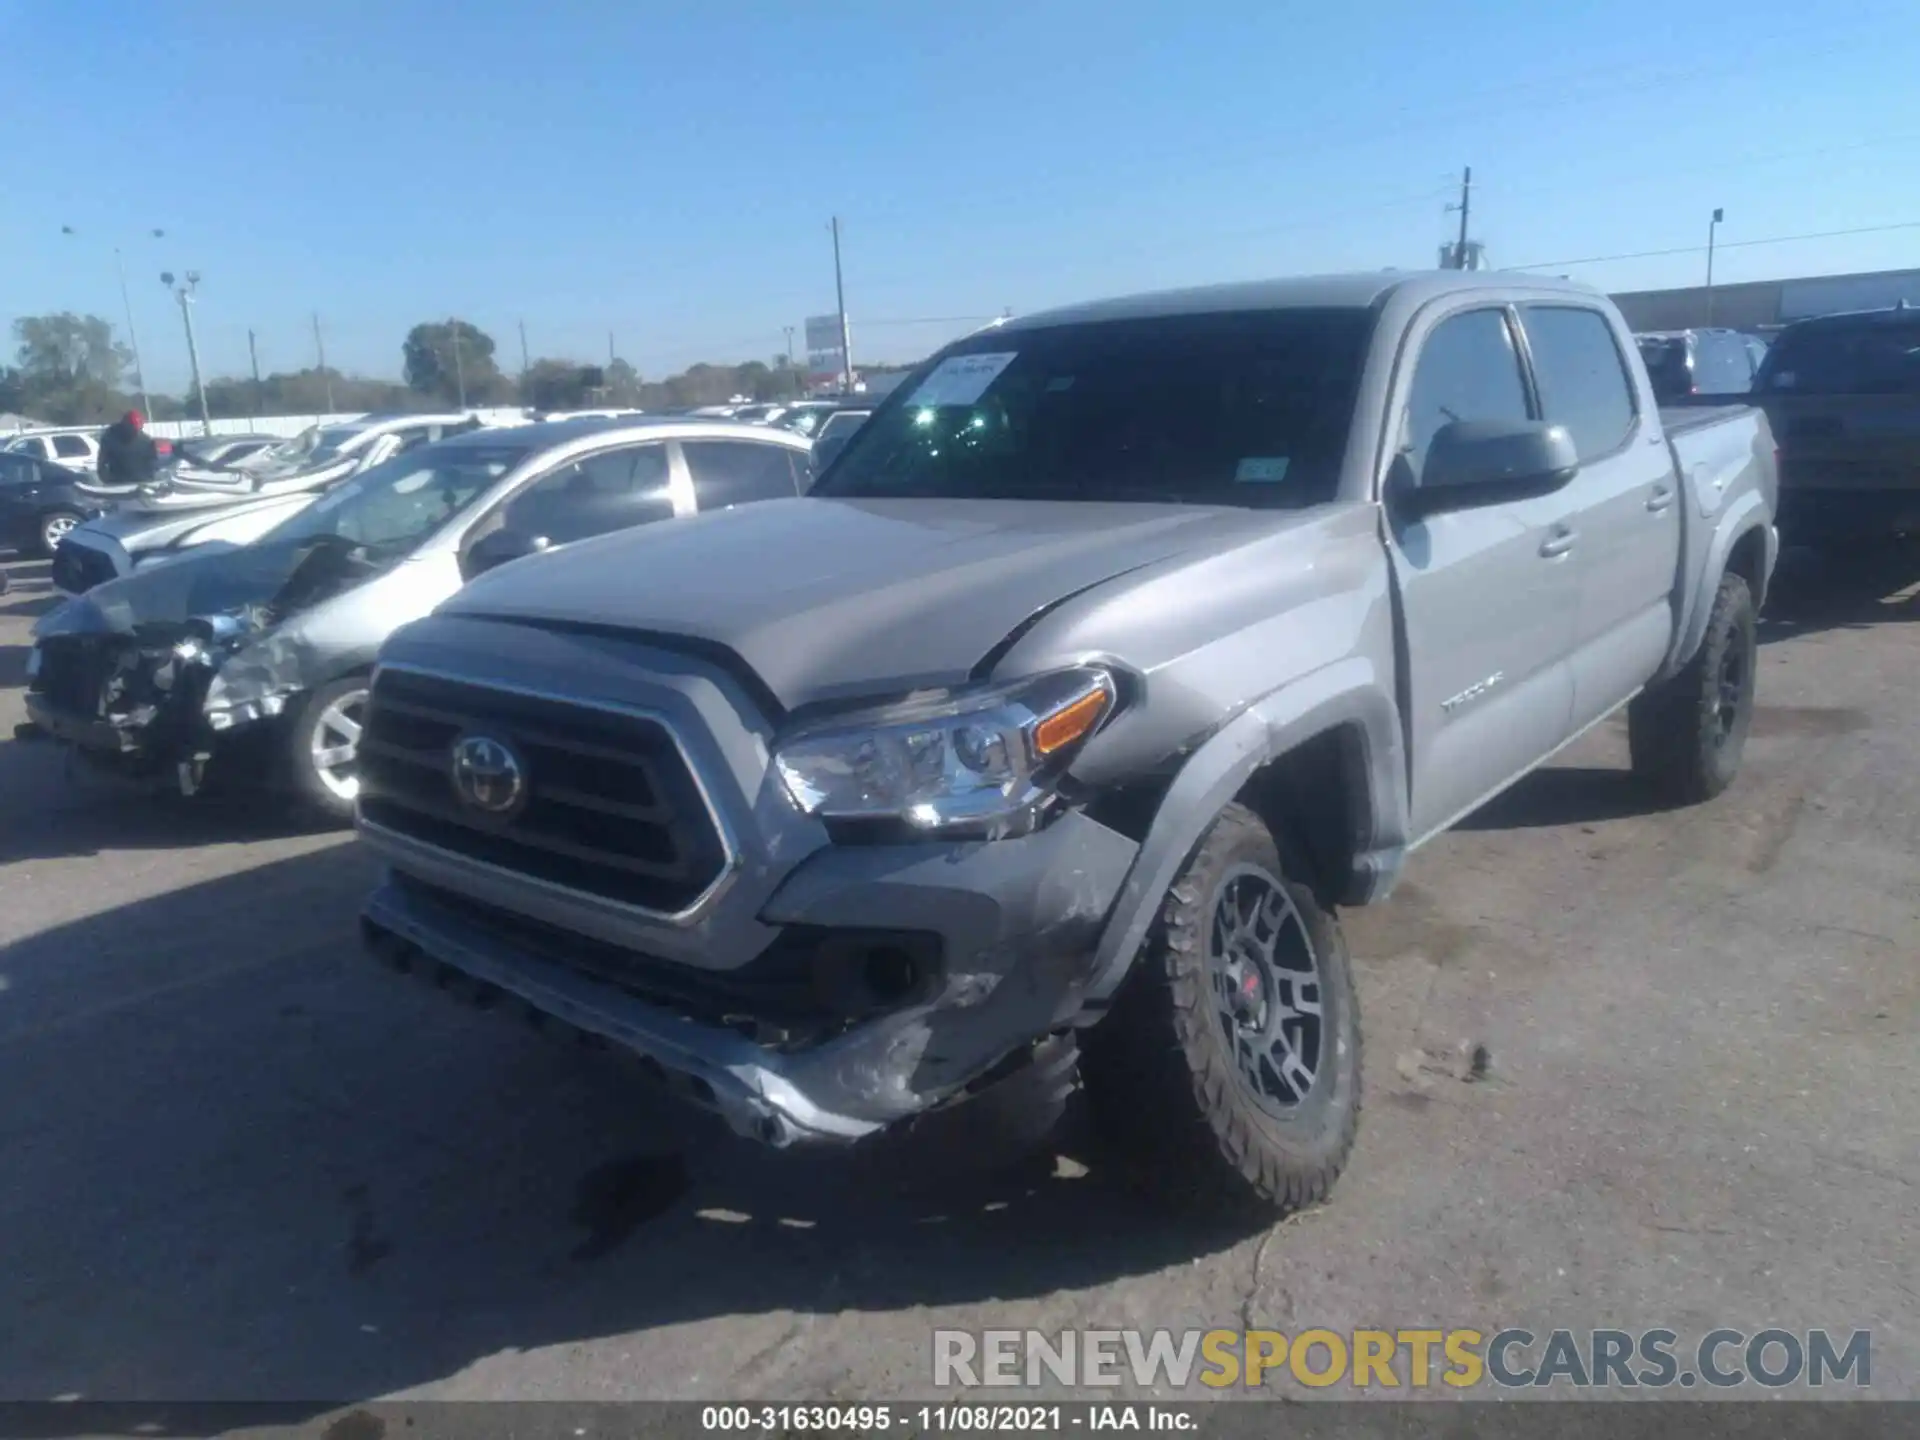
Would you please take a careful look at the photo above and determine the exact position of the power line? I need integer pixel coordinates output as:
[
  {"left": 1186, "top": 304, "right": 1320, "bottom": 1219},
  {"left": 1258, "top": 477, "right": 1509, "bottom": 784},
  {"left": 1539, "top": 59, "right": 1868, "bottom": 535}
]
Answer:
[{"left": 1513, "top": 219, "right": 1920, "bottom": 272}]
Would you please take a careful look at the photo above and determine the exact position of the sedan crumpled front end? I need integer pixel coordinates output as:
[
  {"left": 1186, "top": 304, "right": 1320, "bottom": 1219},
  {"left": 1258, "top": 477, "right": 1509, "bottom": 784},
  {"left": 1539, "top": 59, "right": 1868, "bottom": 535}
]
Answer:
[{"left": 25, "top": 599, "right": 280, "bottom": 789}]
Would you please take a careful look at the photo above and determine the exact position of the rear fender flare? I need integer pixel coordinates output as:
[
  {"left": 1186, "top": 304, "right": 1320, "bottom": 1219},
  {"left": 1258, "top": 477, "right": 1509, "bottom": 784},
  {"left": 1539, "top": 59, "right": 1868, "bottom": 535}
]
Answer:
[
  {"left": 1664, "top": 494, "right": 1774, "bottom": 679},
  {"left": 1078, "top": 658, "right": 1406, "bottom": 1011}
]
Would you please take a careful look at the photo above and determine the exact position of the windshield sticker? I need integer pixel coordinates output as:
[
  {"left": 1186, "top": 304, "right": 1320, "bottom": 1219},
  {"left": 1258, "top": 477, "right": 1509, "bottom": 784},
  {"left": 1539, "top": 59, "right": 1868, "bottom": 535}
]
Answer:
[
  {"left": 1235, "top": 457, "right": 1291, "bottom": 484},
  {"left": 909, "top": 352, "right": 1019, "bottom": 407}
]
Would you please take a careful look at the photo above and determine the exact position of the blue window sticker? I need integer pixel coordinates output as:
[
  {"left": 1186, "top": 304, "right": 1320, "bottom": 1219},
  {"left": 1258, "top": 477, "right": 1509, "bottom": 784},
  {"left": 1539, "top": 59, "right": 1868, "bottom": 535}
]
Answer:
[{"left": 1235, "top": 457, "right": 1290, "bottom": 484}]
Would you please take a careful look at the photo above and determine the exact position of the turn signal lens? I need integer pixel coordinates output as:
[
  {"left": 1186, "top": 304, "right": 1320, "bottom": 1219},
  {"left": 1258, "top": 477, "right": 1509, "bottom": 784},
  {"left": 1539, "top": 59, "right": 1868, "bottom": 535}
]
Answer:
[{"left": 1034, "top": 687, "right": 1110, "bottom": 756}]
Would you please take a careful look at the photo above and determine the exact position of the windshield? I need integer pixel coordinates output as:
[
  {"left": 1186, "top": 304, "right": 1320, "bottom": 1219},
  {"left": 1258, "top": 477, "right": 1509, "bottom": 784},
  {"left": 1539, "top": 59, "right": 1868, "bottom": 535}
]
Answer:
[
  {"left": 1758, "top": 318, "right": 1920, "bottom": 396},
  {"left": 813, "top": 308, "right": 1373, "bottom": 507},
  {"left": 257, "top": 443, "right": 531, "bottom": 554},
  {"left": 1637, "top": 338, "right": 1693, "bottom": 401}
]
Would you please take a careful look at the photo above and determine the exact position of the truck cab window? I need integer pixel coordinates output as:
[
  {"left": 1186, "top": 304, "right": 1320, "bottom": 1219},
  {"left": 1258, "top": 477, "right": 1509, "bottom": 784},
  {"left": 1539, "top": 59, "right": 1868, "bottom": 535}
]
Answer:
[
  {"left": 1520, "top": 306, "right": 1637, "bottom": 460},
  {"left": 1403, "top": 308, "right": 1531, "bottom": 481}
]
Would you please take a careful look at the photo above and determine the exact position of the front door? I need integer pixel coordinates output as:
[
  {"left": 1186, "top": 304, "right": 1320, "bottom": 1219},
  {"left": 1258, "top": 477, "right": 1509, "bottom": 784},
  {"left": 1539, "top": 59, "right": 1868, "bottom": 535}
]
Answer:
[{"left": 1382, "top": 303, "right": 1583, "bottom": 842}]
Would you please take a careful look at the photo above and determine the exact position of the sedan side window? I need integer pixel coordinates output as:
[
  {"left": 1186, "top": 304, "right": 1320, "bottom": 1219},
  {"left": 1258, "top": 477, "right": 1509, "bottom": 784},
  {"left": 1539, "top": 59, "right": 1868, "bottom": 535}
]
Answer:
[
  {"left": 1403, "top": 309, "right": 1532, "bottom": 483},
  {"left": 52, "top": 434, "right": 92, "bottom": 459},
  {"left": 683, "top": 440, "right": 804, "bottom": 510},
  {"left": 500, "top": 443, "right": 675, "bottom": 544}
]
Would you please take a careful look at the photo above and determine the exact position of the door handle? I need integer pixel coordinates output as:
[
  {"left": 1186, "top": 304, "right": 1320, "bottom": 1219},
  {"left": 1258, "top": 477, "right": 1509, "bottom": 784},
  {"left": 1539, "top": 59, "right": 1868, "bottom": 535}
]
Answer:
[
  {"left": 1646, "top": 485, "right": 1675, "bottom": 513},
  {"left": 1539, "top": 526, "right": 1577, "bottom": 558}
]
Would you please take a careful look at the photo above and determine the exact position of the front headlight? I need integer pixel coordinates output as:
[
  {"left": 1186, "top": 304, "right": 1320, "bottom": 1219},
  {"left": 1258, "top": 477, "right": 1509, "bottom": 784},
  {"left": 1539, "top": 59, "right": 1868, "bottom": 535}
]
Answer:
[{"left": 773, "top": 667, "right": 1118, "bottom": 838}]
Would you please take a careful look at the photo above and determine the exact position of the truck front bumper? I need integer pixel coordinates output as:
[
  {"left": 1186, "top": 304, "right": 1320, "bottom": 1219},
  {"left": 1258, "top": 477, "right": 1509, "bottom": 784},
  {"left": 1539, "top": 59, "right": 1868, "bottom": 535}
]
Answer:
[{"left": 360, "top": 809, "right": 1140, "bottom": 1147}]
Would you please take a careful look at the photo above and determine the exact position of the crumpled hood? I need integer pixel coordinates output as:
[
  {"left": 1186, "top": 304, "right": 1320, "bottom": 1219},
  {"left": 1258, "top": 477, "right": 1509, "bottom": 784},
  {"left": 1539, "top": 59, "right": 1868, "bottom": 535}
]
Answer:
[
  {"left": 34, "top": 539, "right": 323, "bottom": 640},
  {"left": 438, "top": 496, "right": 1285, "bottom": 709},
  {"left": 77, "top": 491, "right": 317, "bottom": 554}
]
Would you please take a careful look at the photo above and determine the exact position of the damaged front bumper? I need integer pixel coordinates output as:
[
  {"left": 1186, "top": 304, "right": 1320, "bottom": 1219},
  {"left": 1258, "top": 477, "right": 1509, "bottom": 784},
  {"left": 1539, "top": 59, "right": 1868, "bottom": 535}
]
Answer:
[
  {"left": 24, "top": 624, "right": 297, "bottom": 793},
  {"left": 359, "top": 808, "right": 1140, "bottom": 1147}
]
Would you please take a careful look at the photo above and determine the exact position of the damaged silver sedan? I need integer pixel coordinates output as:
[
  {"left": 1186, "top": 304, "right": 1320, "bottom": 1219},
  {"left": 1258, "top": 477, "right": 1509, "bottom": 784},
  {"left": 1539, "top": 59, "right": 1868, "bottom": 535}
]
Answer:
[{"left": 25, "top": 416, "right": 817, "bottom": 818}]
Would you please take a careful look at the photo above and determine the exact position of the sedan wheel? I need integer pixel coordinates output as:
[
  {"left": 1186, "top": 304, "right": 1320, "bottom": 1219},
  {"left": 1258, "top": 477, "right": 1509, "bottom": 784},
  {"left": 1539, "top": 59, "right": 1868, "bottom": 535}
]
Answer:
[
  {"left": 309, "top": 688, "right": 368, "bottom": 803},
  {"left": 39, "top": 510, "right": 83, "bottom": 555}
]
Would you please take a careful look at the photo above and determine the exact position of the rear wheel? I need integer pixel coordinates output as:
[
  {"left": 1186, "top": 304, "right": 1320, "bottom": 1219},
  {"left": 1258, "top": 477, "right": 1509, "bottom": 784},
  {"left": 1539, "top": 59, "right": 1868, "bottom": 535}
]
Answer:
[
  {"left": 1628, "top": 571, "right": 1757, "bottom": 804},
  {"left": 37, "top": 509, "right": 83, "bottom": 557},
  {"left": 1079, "top": 802, "right": 1361, "bottom": 1215},
  {"left": 287, "top": 676, "right": 371, "bottom": 822}
]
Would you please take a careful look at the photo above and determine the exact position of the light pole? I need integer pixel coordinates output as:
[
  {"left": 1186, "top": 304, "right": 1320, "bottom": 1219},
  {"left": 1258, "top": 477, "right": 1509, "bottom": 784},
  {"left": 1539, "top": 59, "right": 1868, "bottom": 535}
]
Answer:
[
  {"left": 162, "top": 271, "right": 212, "bottom": 435},
  {"left": 60, "top": 225, "right": 161, "bottom": 417},
  {"left": 783, "top": 325, "right": 797, "bottom": 396},
  {"left": 1705, "top": 207, "right": 1725, "bottom": 325}
]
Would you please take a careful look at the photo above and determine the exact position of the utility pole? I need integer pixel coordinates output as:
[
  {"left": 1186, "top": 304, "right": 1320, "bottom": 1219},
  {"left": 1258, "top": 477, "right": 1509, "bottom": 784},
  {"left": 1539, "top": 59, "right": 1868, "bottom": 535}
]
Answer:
[
  {"left": 1705, "top": 207, "right": 1725, "bottom": 325},
  {"left": 518, "top": 319, "right": 530, "bottom": 383},
  {"left": 1445, "top": 166, "right": 1474, "bottom": 270},
  {"left": 311, "top": 312, "right": 335, "bottom": 414},
  {"left": 783, "top": 325, "right": 797, "bottom": 397},
  {"left": 248, "top": 329, "right": 263, "bottom": 421},
  {"left": 162, "top": 271, "right": 212, "bottom": 435},
  {"left": 450, "top": 320, "right": 468, "bottom": 410},
  {"left": 830, "top": 216, "right": 853, "bottom": 393},
  {"left": 608, "top": 331, "right": 616, "bottom": 367}
]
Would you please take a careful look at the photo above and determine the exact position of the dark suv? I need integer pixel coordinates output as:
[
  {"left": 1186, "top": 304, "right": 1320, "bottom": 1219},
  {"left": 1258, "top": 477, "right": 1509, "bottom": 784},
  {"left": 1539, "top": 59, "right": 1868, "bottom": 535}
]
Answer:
[
  {"left": 1635, "top": 328, "right": 1764, "bottom": 403},
  {"left": 1754, "top": 304, "right": 1920, "bottom": 546}
]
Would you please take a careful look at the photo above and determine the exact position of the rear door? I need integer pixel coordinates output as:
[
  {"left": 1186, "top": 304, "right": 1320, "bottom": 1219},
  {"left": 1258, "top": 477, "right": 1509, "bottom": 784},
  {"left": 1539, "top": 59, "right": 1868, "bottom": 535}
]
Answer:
[
  {"left": 1384, "top": 303, "right": 1581, "bottom": 842},
  {"left": 1518, "top": 303, "right": 1680, "bottom": 730}
]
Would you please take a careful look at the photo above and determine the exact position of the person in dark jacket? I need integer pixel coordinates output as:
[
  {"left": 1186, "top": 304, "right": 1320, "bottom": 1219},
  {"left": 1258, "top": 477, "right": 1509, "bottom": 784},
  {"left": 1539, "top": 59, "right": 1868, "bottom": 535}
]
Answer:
[{"left": 97, "top": 410, "right": 159, "bottom": 489}]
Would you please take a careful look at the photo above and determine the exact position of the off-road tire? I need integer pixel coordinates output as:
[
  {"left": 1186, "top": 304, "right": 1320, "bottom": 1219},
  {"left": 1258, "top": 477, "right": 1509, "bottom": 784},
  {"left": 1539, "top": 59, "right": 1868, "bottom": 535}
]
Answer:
[
  {"left": 286, "top": 675, "right": 371, "bottom": 823},
  {"left": 1628, "top": 571, "right": 1757, "bottom": 805},
  {"left": 1079, "top": 802, "right": 1361, "bottom": 1216},
  {"left": 36, "top": 509, "right": 84, "bottom": 558}
]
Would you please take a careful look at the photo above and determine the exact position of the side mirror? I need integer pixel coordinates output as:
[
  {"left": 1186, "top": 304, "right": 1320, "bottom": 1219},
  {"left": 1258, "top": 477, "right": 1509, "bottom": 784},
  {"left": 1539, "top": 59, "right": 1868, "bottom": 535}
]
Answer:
[
  {"left": 1410, "top": 420, "right": 1579, "bottom": 516},
  {"left": 463, "top": 528, "right": 551, "bottom": 580}
]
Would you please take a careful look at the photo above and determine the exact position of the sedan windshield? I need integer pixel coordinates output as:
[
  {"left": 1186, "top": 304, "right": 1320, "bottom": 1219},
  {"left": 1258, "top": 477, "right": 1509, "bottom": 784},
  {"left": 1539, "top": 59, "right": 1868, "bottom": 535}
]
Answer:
[
  {"left": 812, "top": 308, "right": 1373, "bottom": 508},
  {"left": 259, "top": 443, "right": 530, "bottom": 554}
]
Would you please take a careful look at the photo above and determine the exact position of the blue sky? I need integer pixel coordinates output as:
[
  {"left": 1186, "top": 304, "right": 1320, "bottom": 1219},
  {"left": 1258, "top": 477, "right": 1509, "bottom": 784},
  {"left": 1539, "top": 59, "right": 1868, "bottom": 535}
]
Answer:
[{"left": 5, "top": 0, "right": 1919, "bottom": 393}]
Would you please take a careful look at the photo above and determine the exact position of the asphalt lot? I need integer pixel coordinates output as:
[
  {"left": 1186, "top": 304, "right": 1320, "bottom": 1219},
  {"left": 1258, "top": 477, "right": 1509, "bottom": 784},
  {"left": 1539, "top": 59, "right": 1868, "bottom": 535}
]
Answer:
[{"left": 0, "top": 546, "right": 1916, "bottom": 1406}]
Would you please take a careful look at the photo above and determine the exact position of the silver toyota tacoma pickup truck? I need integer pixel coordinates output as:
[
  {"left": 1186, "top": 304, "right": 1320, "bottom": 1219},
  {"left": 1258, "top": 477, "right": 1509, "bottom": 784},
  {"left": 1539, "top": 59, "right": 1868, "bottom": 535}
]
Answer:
[{"left": 356, "top": 271, "right": 1777, "bottom": 1213}]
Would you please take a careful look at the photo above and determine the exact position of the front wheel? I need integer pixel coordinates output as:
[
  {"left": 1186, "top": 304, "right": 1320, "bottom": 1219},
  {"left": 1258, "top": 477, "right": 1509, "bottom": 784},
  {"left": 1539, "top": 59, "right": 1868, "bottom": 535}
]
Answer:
[
  {"left": 1628, "top": 571, "right": 1757, "bottom": 805},
  {"left": 38, "top": 509, "right": 83, "bottom": 557},
  {"left": 1079, "top": 802, "right": 1362, "bottom": 1215},
  {"left": 287, "top": 677, "right": 370, "bottom": 822}
]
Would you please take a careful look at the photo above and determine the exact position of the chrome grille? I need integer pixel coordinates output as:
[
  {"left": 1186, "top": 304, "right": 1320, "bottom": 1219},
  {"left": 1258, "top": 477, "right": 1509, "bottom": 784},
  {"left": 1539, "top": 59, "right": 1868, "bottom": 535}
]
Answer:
[{"left": 357, "top": 668, "right": 730, "bottom": 915}]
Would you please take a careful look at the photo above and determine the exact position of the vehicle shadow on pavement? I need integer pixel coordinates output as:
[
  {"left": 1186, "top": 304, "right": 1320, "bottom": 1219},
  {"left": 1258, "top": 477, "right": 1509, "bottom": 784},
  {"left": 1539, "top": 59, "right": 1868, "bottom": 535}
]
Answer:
[
  {"left": 1759, "top": 542, "right": 1920, "bottom": 644},
  {"left": 1453, "top": 762, "right": 1660, "bottom": 833},
  {"left": 0, "top": 644, "right": 28, "bottom": 688},
  {"left": 0, "top": 561, "right": 59, "bottom": 621},
  {"left": 0, "top": 843, "right": 1268, "bottom": 1407}
]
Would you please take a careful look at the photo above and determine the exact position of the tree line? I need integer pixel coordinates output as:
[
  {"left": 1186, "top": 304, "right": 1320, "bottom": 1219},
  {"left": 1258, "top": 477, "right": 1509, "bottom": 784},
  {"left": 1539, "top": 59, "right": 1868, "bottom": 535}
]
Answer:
[{"left": 1, "top": 312, "right": 899, "bottom": 427}]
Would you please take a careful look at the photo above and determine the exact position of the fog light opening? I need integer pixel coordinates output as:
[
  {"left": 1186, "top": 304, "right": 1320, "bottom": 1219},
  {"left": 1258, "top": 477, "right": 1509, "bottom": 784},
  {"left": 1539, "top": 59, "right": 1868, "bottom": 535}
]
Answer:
[{"left": 862, "top": 946, "right": 919, "bottom": 1004}]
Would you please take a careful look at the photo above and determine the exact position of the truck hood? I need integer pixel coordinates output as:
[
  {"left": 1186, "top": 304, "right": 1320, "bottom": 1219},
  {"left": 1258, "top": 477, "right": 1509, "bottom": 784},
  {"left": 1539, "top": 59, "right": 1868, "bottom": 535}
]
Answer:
[{"left": 439, "top": 496, "right": 1282, "bottom": 710}]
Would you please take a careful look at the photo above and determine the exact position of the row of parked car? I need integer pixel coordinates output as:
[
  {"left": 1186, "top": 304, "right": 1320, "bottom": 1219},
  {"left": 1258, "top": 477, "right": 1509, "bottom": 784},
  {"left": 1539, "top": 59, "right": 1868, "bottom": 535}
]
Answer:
[
  {"left": 8, "top": 275, "right": 1911, "bottom": 1218},
  {"left": 11, "top": 398, "right": 873, "bottom": 815}
]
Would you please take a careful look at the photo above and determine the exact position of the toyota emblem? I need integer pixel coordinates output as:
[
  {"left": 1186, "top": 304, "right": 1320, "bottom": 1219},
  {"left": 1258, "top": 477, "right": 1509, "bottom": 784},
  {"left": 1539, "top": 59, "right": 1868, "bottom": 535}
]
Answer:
[{"left": 449, "top": 733, "right": 527, "bottom": 816}]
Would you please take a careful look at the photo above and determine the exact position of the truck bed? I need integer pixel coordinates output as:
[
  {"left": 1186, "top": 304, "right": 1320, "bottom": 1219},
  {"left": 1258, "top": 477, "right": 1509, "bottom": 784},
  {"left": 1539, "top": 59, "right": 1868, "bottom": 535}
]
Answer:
[{"left": 1659, "top": 402, "right": 1756, "bottom": 438}]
